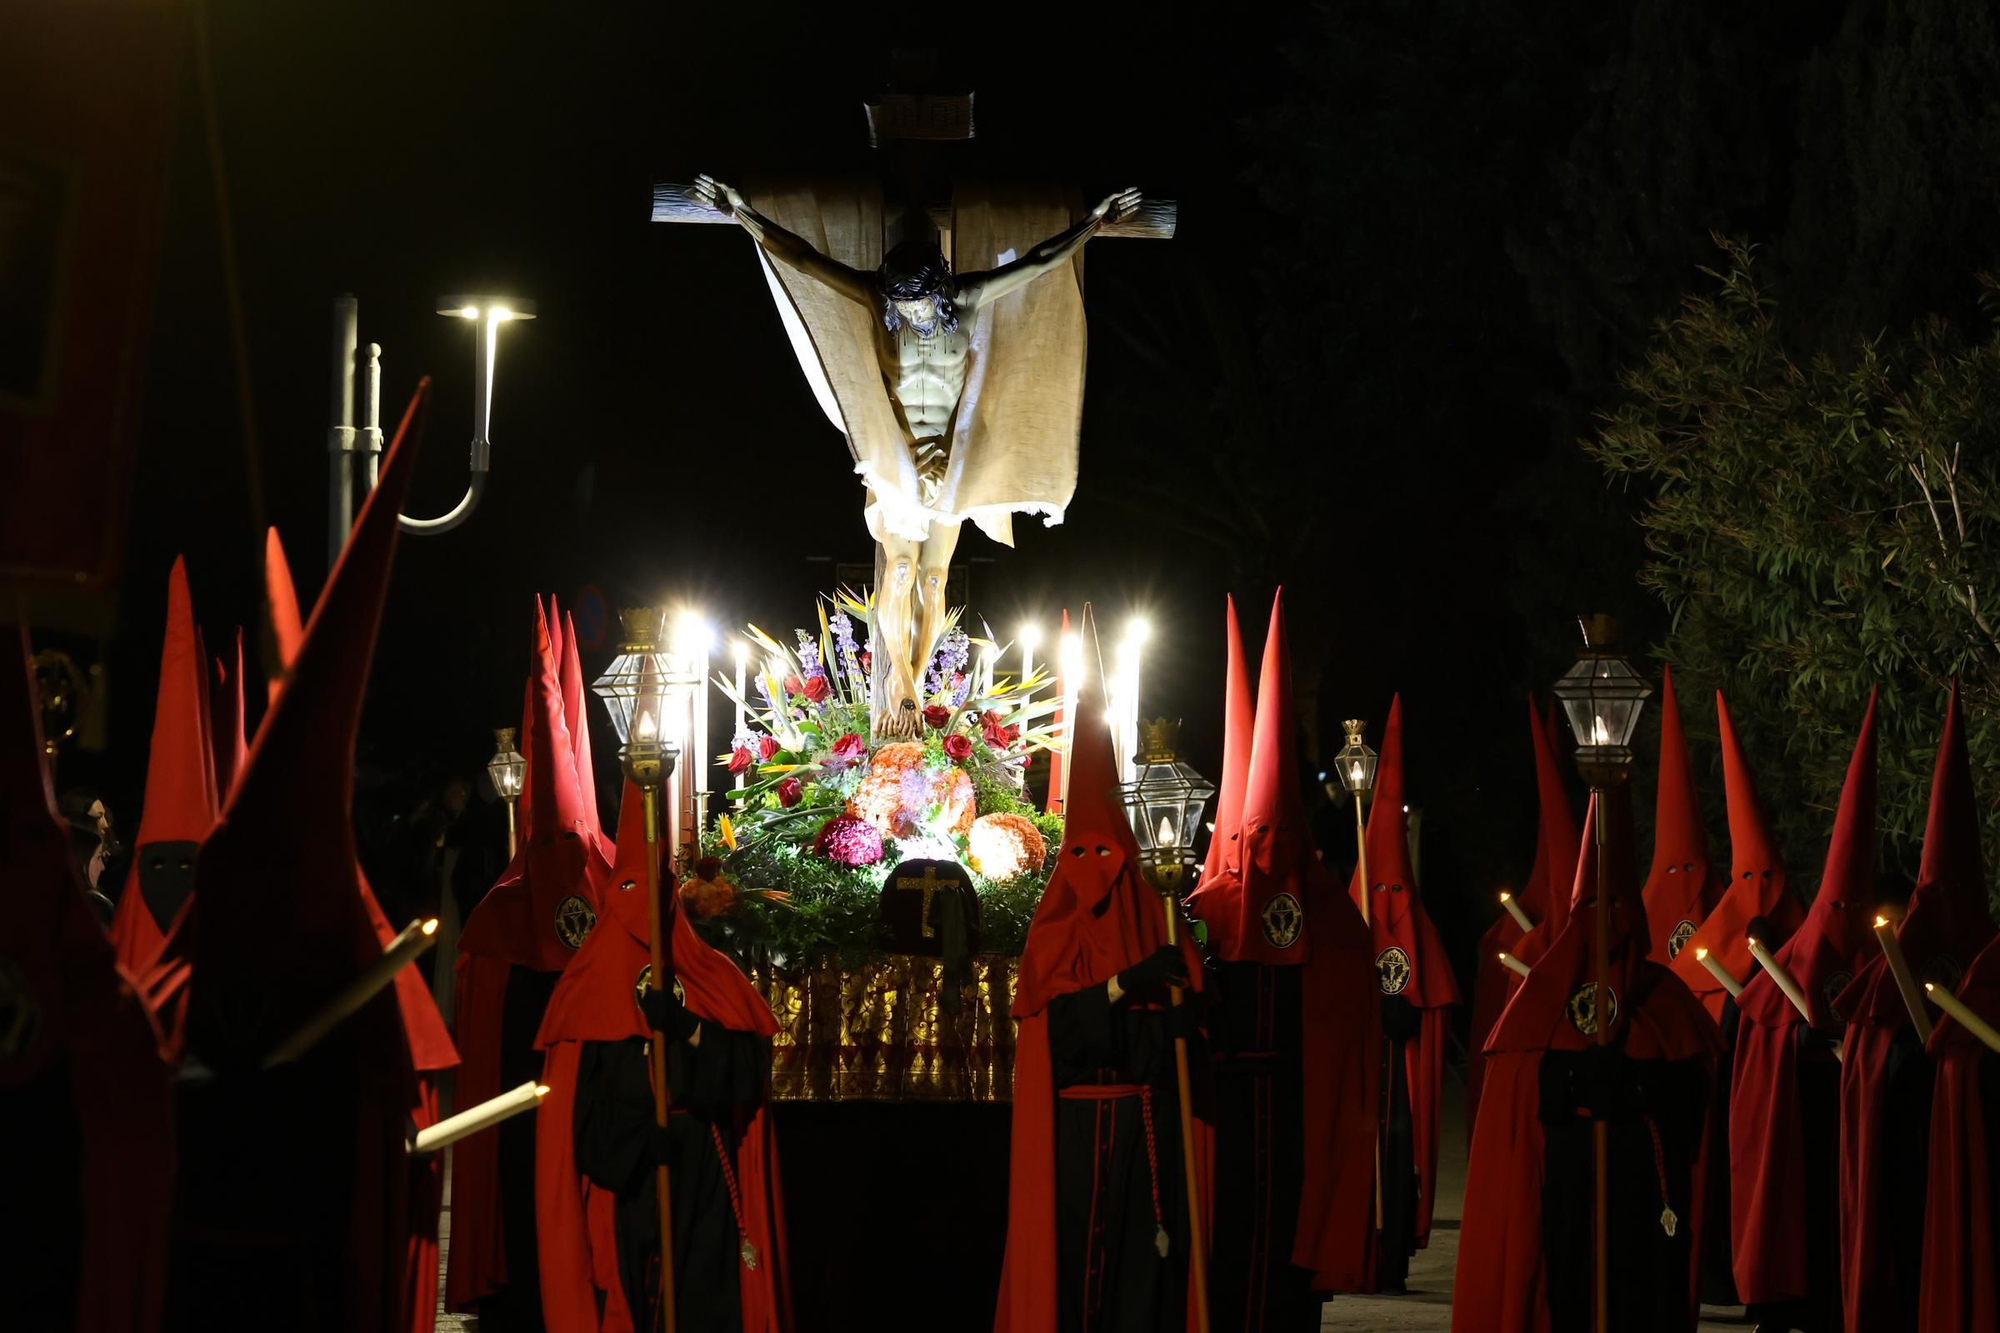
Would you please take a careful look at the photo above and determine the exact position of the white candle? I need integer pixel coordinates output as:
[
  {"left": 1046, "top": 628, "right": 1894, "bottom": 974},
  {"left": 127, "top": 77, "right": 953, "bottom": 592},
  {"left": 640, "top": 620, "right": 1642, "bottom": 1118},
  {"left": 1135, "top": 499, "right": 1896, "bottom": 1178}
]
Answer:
[
  {"left": 412, "top": 1080, "right": 548, "bottom": 1153},
  {"left": 264, "top": 918, "right": 440, "bottom": 1068},
  {"left": 1499, "top": 891, "right": 1534, "bottom": 933},
  {"left": 1498, "top": 951, "right": 1531, "bottom": 978},
  {"left": 1874, "top": 915, "right": 1934, "bottom": 1042},
  {"left": 1694, "top": 946, "right": 1745, "bottom": 999},
  {"left": 1747, "top": 936, "right": 1814, "bottom": 1026},
  {"left": 732, "top": 641, "right": 748, "bottom": 791},
  {"left": 1019, "top": 624, "right": 1040, "bottom": 703},
  {"left": 1926, "top": 982, "right": 2000, "bottom": 1056}
]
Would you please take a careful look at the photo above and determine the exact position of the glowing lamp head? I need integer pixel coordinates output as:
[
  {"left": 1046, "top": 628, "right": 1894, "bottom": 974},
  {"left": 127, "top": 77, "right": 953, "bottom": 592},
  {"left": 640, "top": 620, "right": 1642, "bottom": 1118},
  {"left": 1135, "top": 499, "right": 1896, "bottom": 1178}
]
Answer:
[
  {"left": 436, "top": 296, "right": 539, "bottom": 322},
  {"left": 1552, "top": 615, "right": 1652, "bottom": 782},
  {"left": 1019, "top": 623, "right": 1042, "bottom": 651},
  {"left": 1334, "top": 720, "right": 1378, "bottom": 795},
  {"left": 486, "top": 727, "right": 527, "bottom": 801}
]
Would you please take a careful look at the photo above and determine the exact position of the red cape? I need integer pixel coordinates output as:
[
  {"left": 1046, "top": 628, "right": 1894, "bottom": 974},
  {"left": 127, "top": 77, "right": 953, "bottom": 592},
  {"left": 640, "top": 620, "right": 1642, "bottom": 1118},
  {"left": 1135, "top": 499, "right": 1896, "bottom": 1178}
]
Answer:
[
  {"left": 1347, "top": 695, "right": 1459, "bottom": 1249},
  {"left": 1728, "top": 692, "right": 1876, "bottom": 1304},
  {"left": 1, "top": 627, "right": 174, "bottom": 1332},
  {"left": 997, "top": 607, "right": 1214, "bottom": 1331},
  {"left": 533, "top": 781, "right": 789, "bottom": 1332},
  {"left": 1455, "top": 791, "right": 1722, "bottom": 1333},
  {"left": 1670, "top": 691, "right": 1802, "bottom": 1021},
  {"left": 1920, "top": 931, "right": 2000, "bottom": 1332},
  {"left": 1838, "top": 685, "right": 1993, "bottom": 1333}
]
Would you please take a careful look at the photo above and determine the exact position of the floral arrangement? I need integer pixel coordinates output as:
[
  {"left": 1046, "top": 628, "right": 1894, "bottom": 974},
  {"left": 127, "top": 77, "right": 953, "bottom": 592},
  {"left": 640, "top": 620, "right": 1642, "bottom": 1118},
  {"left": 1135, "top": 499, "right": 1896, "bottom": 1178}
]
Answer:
[{"left": 685, "top": 592, "right": 1066, "bottom": 970}]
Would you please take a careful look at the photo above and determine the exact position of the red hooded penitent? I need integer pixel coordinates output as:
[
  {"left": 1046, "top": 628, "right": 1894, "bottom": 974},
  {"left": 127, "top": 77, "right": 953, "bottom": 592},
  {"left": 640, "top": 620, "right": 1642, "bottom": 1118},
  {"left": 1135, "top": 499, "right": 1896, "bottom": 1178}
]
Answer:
[
  {"left": 995, "top": 606, "right": 1213, "bottom": 1331},
  {"left": 1643, "top": 665, "right": 1725, "bottom": 966},
  {"left": 1920, "top": 928, "right": 2000, "bottom": 1333},
  {"left": 1838, "top": 685, "right": 1994, "bottom": 1333},
  {"left": 1186, "top": 594, "right": 1256, "bottom": 952},
  {"left": 1455, "top": 788, "right": 1722, "bottom": 1333},
  {"left": 108, "top": 556, "right": 217, "bottom": 973},
  {"left": 0, "top": 627, "right": 174, "bottom": 1333},
  {"left": 1671, "top": 691, "right": 1802, "bottom": 1021},
  {"left": 1348, "top": 694, "right": 1460, "bottom": 1251},
  {"left": 532, "top": 780, "right": 790, "bottom": 1331},
  {"left": 1729, "top": 691, "right": 1877, "bottom": 1305}
]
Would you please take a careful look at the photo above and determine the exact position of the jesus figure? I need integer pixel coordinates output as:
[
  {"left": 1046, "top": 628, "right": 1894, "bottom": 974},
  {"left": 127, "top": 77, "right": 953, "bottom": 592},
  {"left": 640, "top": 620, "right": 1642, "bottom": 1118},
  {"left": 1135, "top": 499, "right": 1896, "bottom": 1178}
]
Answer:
[{"left": 692, "top": 174, "right": 1141, "bottom": 735}]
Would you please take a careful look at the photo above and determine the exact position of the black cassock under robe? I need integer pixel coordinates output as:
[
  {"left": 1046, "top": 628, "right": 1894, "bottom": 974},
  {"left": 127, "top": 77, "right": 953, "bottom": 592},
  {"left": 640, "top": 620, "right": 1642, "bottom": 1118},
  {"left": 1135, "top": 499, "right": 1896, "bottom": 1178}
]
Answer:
[
  {"left": 1046, "top": 983, "right": 1195, "bottom": 1333},
  {"left": 1206, "top": 960, "right": 1319, "bottom": 1329},
  {"left": 573, "top": 1021, "right": 768, "bottom": 1333},
  {"left": 1376, "top": 995, "right": 1421, "bottom": 1293},
  {"left": 1539, "top": 1049, "right": 1709, "bottom": 1333}
]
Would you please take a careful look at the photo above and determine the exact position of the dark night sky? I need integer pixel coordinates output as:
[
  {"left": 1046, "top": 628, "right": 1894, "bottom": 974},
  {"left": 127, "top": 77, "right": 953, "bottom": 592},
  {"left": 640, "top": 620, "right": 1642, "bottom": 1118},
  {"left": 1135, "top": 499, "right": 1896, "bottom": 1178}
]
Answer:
[{"left": 72, "top": 2, "right": 1715, "bottom": 968}]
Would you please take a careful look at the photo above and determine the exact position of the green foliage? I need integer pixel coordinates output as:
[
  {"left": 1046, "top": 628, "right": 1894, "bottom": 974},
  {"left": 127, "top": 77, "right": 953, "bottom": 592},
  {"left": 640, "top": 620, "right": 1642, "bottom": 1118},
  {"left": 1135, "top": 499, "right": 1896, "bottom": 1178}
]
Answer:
[{"left": 1591, "top": 240, "right": 2000, "bottom": 895}]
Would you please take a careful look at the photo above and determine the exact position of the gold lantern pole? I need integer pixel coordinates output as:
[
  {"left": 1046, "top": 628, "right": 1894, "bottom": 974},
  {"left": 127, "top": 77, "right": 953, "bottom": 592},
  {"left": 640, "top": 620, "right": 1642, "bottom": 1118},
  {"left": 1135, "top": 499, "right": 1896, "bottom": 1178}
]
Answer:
[
  {"left": 487, "top": 727, "right": 525, "bottom": 859},
  {"left": 1334, "top": 720, "right": 1384, "bottom": 1235}
]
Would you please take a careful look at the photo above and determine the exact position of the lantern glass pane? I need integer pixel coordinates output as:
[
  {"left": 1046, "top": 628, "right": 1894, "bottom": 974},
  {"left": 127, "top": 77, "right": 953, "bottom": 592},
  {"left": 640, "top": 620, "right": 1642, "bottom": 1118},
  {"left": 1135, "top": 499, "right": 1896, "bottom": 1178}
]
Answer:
[
  {"left": 1334, "top": 740, "right": 1378, "bottom": 793},
  {"left": 1553, "top": 655, "right": 1653, "bottom": 751}
]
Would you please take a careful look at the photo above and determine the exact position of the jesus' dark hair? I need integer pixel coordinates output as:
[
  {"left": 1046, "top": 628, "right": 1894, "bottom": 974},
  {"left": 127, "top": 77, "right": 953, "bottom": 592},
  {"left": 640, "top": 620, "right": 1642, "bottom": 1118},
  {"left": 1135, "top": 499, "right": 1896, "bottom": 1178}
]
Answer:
[{"left": 878, "top": 239, "right": 958, "bottom": 334}]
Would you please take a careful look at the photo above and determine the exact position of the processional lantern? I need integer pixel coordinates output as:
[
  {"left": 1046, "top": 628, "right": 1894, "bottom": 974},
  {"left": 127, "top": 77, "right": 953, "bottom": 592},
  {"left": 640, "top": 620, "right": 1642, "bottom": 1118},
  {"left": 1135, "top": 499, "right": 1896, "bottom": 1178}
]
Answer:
[
  {"left": 1334, "top": 720, "right": 1378, "bottom": 798},
  {"left": 1551, "top": 614, "right": 1651, "bottom": 788},
  {"left": 1114, "top": 719, "right": 1216, "bottom": 896},
  {"left": 487, "top": 726, "right": 527, "bottom": 857},
  {"left": 593, "top": 607, "right": 699, "bottom": 852}
]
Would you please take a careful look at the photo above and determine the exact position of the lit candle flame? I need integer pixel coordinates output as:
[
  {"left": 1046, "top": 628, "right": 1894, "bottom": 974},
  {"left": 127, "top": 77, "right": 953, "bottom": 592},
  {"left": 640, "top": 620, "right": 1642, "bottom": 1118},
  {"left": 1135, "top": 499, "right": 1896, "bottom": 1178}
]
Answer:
[
  {"left": 1349, "top": 760, "right": 1364, "bottom": 784},
  {"left": 1694, "top": 947, "right": 1709, "bottom": 961},
  {"left": 1157, "top": 815, "right": 1174, "bottom": 846},
  {"left": 1592, "top": 714, "right": 1611, "bottom": 746},
  {"left": 422, "top": 919, "right": 439, "bottom": 936},
  {"left": 636, "top": 710, "right": 657, "bottom": 741},
  {"left": 1498, "top": 891, "right": 1511, "bottom": 904},
  {"left": 1875, "top": 914, "right": 1890, "bottom": 929},
  {"left": 535, "top": 1084, "right": 551, "bottom": 1097}
]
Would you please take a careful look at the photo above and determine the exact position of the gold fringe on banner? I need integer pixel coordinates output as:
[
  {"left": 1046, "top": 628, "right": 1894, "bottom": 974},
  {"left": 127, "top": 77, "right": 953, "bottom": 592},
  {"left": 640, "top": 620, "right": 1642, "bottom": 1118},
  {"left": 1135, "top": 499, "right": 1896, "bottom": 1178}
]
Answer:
[{"left": 755, "top": 955, "right": 1019, "bottom": 1102}]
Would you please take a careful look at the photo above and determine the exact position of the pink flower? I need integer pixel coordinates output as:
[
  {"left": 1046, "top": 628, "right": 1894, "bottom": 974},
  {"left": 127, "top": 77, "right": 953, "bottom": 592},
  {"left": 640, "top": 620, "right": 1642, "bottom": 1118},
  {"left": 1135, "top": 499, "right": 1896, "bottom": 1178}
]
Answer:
[
  {"left": 802, "top": 675, "right": 831, "bottom": 704},
  {"left": 727, "top": 745, "right": 754, "bottom": 774},
  {"left": 758, "top": 735, "right": 780, "bottom": 761},
  {"left": 813, "top": 813, "right": 884, "bottom": 867},
  {"left": 783, "top": 674, "right": 805, "bottom": 697},
  {"left": 943, "top": 734, "right": 973, "bottom": 763},
  {"left": 832, "top": 732, "right": 868, "bottom": 761},
  {"left": 859, "top": 651, "right": 872, "bottom": 671},
  {"left": 777, "top": 777, "right": 804, "bottom": 808},
  {"left": 923, "top": 704, "right": 951, "bottom": 729}
]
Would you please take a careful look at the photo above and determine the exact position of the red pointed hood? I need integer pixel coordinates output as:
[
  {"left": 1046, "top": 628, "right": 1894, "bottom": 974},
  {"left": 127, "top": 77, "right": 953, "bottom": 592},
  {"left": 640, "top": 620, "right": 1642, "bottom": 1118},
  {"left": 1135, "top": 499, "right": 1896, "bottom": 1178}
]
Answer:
[
  {"left": 458, "top": 603, "right": 611, "bottom": 972},
  {"left": 1890, "top": 684, "right": 1995, "bottom": 997},
  {"left": 1348, "top": 695, "right": 1460, "bottom": 1007},
  {"left": 1488, "top": 788, "right": 1687, "bottom": 1054},
  {"left": 262, "top": 527, "right": 304, "bottom": 710},
  {"left": 1673, "top": 691, "right": 1802, "bottom": 1004},
  {"left": 1741, "top": 691, "right": 1878, "bottom": 1032},
  {"left": 1015, "top": 606, "right": 1202, "bottom": 1016},
  {"left": 560, "top": 610, "right": 605, "bottom": 847},
  {"left": 1045, "top": 607, "right": 1074, "bottom": 814},
  {"left": 1643, "top": 666, "right": 1723, "bottom": 964},
  {"left": 185, "top": 398, "right": 425, "bottom": 1071},
  {"left": 1200, "top": 595, "right": 1254, "bottom": 878},
  {"left": 1191, "top": 589, "right": 1323, "bottom": 964},
  {"left": 210, "top": 629, "right": 248, "bottom": 804},
  {"left": 134, "top": 557, "right": 217, "bottom": 850}
]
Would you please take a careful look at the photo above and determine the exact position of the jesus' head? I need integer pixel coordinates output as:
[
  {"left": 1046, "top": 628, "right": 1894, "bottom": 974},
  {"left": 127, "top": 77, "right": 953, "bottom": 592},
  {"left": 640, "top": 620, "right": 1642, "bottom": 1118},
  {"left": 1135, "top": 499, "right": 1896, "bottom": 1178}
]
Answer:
[{"left": 878, "top": 239, "right": 958, "bottom": 337}]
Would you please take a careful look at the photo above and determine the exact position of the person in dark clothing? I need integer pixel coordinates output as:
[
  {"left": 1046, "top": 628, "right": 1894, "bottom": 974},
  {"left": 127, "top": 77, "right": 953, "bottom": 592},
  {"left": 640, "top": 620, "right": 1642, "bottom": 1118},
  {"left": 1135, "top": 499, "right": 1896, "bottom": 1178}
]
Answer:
[{"left": 573, "top": 984, "right": 773, "bottom": 1333}]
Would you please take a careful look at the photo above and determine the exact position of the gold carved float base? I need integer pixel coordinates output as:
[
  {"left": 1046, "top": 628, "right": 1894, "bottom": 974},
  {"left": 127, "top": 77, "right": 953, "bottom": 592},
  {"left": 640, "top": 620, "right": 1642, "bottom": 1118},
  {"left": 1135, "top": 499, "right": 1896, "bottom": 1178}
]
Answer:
[{"left": 755, "top": 954, "right": 1019, "bottom": 1102}]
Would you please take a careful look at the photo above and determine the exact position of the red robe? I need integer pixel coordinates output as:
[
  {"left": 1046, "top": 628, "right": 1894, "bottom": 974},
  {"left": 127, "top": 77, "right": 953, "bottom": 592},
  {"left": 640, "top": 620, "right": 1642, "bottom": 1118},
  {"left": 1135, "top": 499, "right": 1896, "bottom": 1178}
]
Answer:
[
  {"left": 532, "top": 780, "right": 789, "bottom": 1332},
  {"left": 1920, "top": 931, "right": 2000, "bottom": 1332}
]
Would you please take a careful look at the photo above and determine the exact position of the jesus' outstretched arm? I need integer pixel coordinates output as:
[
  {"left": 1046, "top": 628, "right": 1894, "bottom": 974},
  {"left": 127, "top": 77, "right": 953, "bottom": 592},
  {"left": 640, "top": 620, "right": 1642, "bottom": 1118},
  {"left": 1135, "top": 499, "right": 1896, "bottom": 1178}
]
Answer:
[
  {"left": 693, "top": 174, "right": 875, "bottom": 308},
  {"left": 952, "top": 187, "right": 1144, "bottom": 310}
]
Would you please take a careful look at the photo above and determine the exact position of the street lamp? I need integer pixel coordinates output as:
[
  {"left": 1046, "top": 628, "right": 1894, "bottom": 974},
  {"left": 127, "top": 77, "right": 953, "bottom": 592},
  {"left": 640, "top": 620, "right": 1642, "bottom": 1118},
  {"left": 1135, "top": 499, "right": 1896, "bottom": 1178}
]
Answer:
[
  {"left": 487, "top": 726, "right": 526, "bottom": 858},
  {"left": 326, "top": 293, "right": 537, "bottom": 568},
  {"left": 1110, "top": 717, "right": 1213, "bottom": 1333},
  {"left": 1550, "top": 613, "right": 1652, "bottom": 1333},
  {"left": 589, "top": 603, "right": 682, "bottom": 1330}
]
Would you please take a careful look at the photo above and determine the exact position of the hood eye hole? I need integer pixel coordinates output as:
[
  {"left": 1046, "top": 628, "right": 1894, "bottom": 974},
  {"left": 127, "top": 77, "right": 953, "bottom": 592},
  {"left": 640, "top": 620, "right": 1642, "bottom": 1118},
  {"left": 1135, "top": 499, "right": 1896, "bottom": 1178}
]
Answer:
[
  {"left": 1095, "top": 846, "right": 1111, "bottom": 857},
  {"left": 149, "top": 857, "right": 164, "bottom": 871},
  {"left": 1683, "top": 862, "right": 1694, "bottom": 873},
  {"left": 620, "top": 879, "right": 637, "bottom": 892},
  {"left": 1070, "top": 846, "right": 1085, "bottom": 858},
  {"left": 1667, "top": 865, "right": 1679, "bottom": 874}
]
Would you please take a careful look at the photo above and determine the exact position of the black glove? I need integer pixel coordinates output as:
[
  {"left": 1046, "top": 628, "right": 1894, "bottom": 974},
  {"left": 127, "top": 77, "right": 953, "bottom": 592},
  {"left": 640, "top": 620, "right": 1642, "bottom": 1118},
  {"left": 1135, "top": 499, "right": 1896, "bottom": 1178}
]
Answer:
[
  {"left": 640, "top": 985, "right": 700, "bottom": 1043},
  {"left": 1117, "top": 946, "right": 1189, "bottom": 996},
  {"left": 1163, "top": 991, "right": 1204, "bottom": 1041}
]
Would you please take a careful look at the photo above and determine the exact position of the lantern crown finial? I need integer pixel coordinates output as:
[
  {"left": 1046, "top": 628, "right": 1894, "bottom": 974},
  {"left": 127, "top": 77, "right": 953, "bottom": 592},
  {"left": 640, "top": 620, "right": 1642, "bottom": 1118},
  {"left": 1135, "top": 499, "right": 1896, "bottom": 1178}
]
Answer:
[
  {"left": 493, "top": 725, "right": 518, "bottom": 749},
  {"left": 1342, "top": 718, "right": 1368, "bottom": 746},
  {"left": 1137, "top": 717, "right": 1183, "bottom": 765},
  {"left": 1577, "top": 613, "right": 1620, "bottom": 653},
  {"left": 616, "top": 606, "right": 665, "bottom": 652}
]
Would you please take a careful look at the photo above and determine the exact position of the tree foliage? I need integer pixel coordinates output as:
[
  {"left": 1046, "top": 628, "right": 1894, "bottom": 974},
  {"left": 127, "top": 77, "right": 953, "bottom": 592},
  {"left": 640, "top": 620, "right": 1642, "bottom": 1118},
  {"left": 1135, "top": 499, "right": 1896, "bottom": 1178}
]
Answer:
[{"left": 1592, "top": 240, "right": 2000, "bottom": 894}]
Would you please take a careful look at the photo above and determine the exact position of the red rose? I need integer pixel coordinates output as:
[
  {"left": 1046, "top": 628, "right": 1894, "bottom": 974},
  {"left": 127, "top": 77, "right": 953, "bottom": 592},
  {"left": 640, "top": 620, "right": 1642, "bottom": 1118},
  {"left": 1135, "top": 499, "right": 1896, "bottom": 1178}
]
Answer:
[
  {"left": 727, "top": 745, "right": 754, "bottom": 774},
  {"left": 832, "top": 732, "right": 868, "bottom": 760},
  {"left": 802, "top": 674, "right": 831, "bottom": 703},
  {"left": 980, "top": 709, "right": 1004, "bottom": 729},
  {"left": 783, "top": 674, "right": 805, "bottom": 697},
  {"left": 942, "top": 734, "right": 973, "bottom": 763},
  {"left": 777, "top": 776, "right": 804, "bottom": 808},
  {"left": 758, "top": 735, "right": 780, "bottom": 761},
  {"left": 859, "top": 651, "right": 873, "bottom": 671},
  {"left": 923, "top": 704, "right": 951, "bottom": 729},
  {"left": 982, "top": 719, "right": 1019, "bottom": 751}
]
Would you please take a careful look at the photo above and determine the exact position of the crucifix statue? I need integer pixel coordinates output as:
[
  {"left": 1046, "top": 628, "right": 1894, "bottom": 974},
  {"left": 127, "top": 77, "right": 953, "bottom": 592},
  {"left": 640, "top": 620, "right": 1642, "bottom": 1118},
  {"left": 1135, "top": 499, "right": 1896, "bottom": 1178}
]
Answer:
[{"left": 689, "top": 175, "right": 1140, "bottom": 734}]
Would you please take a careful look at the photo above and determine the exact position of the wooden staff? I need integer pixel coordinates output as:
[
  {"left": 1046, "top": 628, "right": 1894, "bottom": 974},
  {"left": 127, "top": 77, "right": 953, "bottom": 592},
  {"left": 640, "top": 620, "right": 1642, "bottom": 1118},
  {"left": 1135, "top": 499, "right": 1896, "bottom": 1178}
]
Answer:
[
  {"left": 1353, "top": 787, "right": 1384, "bottom": 1236},
  {"left": 1160, "top": 891, "right": 1210, "bottom": 1333},
  {"left": 1874, "top": 915, "right": 1933, "bottom": 1042},
  {"left": 1591, "top": 795, "right": 1611, "bottom": 1333},
  {"left": 1926, "top": 982, "right": 2000, "bottom": 1055},
  {"left": 640, "top": 781, "right": 678, "bottom": 1333},
  {"left": 264, "top": 918, "right": 438, "bottom": 1068}
]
